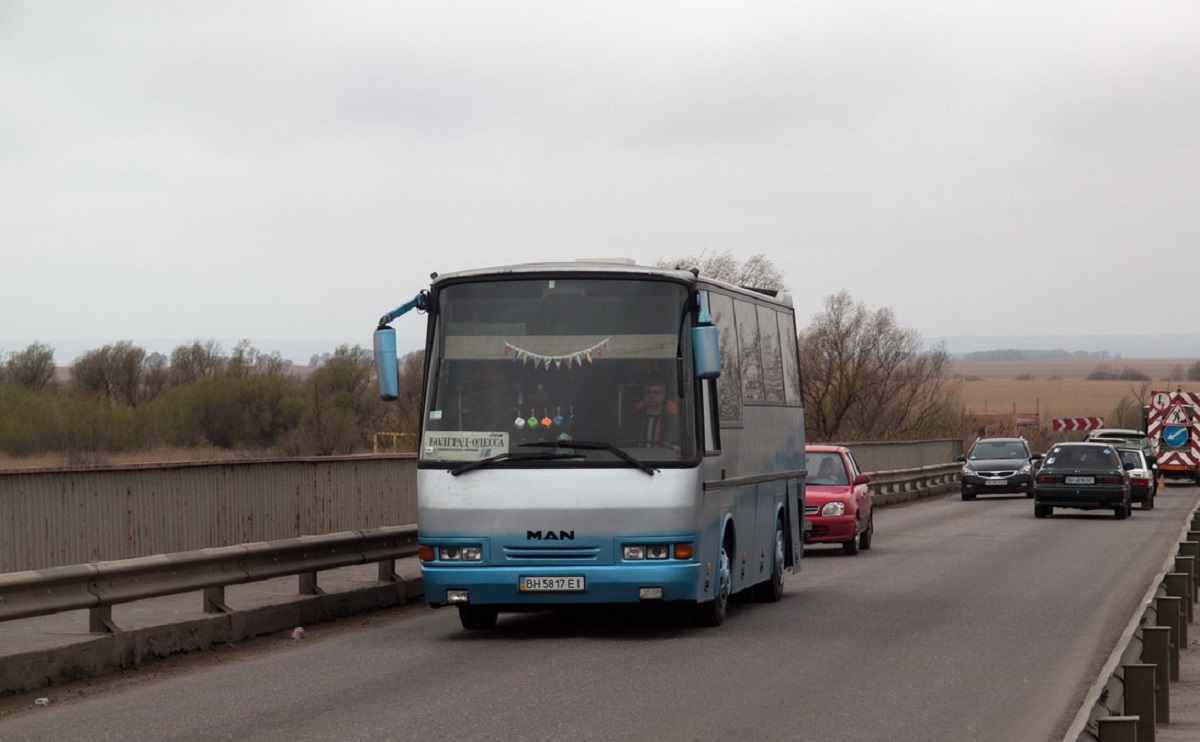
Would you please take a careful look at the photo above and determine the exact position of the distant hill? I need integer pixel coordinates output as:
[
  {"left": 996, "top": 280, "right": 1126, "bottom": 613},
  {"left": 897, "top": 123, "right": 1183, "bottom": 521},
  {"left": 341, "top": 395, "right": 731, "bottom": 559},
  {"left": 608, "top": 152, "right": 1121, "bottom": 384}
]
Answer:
[
  {"left": 958, "top": 349, "right": 1116, "bottom": 362},
  {"left": 932, "top": 334, "right": 1200, "bottom": 359}
]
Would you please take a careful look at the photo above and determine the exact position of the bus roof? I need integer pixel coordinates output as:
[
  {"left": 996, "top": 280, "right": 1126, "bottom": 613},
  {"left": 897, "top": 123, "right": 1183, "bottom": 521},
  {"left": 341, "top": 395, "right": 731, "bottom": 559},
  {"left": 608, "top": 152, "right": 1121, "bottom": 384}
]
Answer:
[{"left": 429, "top": 260, "right": 793, "bottom": 307}]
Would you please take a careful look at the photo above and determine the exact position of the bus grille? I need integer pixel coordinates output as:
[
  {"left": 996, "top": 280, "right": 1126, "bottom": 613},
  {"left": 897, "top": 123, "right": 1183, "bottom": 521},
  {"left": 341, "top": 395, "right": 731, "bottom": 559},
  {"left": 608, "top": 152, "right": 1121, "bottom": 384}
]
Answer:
[{"left": 503, "top": 545, "right": 601, "bottom": 561}]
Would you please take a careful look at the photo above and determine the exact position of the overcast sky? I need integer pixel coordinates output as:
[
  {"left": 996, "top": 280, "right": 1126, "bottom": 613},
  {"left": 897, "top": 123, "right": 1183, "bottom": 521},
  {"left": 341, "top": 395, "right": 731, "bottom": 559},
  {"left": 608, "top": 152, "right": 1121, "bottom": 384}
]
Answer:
[{"left": 2, "top": 1, "right": 1198, "bottom": 362}]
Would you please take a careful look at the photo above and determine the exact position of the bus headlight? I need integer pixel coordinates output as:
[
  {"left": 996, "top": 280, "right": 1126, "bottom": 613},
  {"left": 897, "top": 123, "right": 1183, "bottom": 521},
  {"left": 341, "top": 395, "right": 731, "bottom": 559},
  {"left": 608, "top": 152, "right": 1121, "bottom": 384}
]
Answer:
[
  {"left": 438, "top": 545, "right": 483, "bottom": 561},
  {"left": 623, "top": 543, "right": 681, "bottom": 560},
  {"left": 646, "top": 544, "right": 670, "bottom": 560}
]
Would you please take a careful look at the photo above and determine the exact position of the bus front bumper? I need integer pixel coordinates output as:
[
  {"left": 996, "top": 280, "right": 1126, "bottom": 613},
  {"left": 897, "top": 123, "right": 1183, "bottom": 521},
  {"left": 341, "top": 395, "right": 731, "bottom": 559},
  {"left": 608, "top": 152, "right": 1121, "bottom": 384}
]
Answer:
[{"left": 422, "top": 562, "right": 705, "bottom": 607}]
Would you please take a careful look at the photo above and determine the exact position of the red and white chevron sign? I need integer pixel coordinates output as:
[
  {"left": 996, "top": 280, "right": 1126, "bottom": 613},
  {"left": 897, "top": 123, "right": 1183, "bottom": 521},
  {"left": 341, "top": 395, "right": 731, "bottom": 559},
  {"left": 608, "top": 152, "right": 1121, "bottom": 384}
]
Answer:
[{"left": 1051, "top": 417, "right": 1104, "bottom": 432}]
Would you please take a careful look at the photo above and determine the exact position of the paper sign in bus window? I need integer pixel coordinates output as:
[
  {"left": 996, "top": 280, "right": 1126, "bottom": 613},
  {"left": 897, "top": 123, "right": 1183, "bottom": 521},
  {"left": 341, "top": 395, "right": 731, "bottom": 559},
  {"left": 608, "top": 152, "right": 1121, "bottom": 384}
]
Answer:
[{"left": 422, "top": 432, "right": 509, "bottom": 461}]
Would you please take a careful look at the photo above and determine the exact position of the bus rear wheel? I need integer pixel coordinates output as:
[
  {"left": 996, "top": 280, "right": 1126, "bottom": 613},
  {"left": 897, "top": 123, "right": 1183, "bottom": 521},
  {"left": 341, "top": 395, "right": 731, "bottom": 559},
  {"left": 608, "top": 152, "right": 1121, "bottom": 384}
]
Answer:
[
  {"left": 458, "top": 604, "right": 498, "bottom": 630},
  {"left": 751, "top": 518, "right": 785, "bottom": 603},
  {"left": 693, "top": 541, "right": 732, "bottom": 627}
]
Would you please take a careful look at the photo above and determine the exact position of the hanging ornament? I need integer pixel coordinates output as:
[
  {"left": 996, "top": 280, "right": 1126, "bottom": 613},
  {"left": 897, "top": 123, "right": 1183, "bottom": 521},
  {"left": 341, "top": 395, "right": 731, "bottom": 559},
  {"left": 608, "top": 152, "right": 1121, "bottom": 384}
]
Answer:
[
  {"left": 503, "top": 338, "right": 611, "bottom": 370},
  {"left": 541, "top": 409, "right": 552, "bottom": 428},
  {"left": 527, "top": 410, "right": 539, "bottom": 428},
  {"left": 553, "top": 407, "right": 564, "bottom": 427},
  {"left": 514, "top": 413, "right": 526, "bottom": 429}
]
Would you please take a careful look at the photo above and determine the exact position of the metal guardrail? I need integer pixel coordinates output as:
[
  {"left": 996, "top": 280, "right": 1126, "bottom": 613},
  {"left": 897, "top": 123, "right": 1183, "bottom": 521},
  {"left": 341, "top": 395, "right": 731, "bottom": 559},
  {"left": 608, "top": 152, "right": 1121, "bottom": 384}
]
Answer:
[
  {"left": 0, "top": 525, "right": 419, "bottom": 632},
  {"left": 867, "top": 463, "right": 962, "bottom": 505},
  {"left": 1064, "top": 508, "right": 1200, "bottom": 742}
]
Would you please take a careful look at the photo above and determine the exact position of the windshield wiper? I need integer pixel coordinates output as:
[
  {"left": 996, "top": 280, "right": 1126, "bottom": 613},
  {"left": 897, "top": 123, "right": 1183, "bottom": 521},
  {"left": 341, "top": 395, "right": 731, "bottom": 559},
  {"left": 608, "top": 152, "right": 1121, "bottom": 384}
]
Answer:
[
  {"left": 449, "top": 451, "right": 585, "bottom": 476},
  {"left": 521, "top": 440, "right": 658, "bottom": 475}
]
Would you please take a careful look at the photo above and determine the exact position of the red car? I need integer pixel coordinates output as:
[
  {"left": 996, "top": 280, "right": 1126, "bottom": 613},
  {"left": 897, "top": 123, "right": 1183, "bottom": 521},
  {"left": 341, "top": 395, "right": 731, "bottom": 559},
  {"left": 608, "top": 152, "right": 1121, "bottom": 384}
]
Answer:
[{"left": 804, "top": 445, "right": 874, "bottom": 555}]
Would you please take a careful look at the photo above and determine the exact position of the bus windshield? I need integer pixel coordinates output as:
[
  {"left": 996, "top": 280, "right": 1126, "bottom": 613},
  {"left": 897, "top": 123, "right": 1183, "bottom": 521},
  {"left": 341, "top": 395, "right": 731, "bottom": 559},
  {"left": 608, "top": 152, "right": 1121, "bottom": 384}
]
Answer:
[{"left": 419, "top": 277, "right": 696, "bottom": 466}]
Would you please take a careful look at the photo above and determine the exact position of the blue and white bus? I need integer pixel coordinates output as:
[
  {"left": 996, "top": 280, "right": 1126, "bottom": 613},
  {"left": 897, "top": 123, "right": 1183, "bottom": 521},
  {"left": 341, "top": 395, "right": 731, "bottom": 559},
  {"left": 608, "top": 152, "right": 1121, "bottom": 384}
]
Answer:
[{"left": 373, "top": 260, "right": 806, "bottom": 629}]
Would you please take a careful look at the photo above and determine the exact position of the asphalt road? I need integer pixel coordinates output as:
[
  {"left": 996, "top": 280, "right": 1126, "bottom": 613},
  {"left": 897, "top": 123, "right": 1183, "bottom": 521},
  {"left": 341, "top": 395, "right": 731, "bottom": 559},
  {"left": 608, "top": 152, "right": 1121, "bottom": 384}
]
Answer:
[{"left": 3, "top": 485, "right": 1197, "bottom": 742}]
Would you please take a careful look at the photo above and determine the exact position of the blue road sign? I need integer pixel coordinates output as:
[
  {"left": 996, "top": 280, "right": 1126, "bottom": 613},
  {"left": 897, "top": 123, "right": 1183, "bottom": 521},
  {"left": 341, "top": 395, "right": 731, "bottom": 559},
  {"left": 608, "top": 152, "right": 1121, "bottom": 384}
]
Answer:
[{"left": 1164, "top": 425, "right": 1190, "bottom": 448}]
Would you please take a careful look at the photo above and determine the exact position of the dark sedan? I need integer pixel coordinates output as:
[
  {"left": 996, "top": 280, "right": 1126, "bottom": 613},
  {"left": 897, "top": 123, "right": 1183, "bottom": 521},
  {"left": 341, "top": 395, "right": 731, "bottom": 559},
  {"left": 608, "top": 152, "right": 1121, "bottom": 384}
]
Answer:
[
  {"left": 958, "top": 437, "right": 1041, "bottom": 500},
  {"left": 1033, "top": 442, "right": 1132, "bottom": 519}
]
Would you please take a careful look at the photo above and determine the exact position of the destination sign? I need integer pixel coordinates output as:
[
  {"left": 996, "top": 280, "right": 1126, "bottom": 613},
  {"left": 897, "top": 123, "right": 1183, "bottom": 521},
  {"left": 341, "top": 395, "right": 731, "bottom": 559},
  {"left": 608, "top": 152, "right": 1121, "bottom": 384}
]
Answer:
[{"left": 422, "top": 431, "right": 509, "bottom": 461}]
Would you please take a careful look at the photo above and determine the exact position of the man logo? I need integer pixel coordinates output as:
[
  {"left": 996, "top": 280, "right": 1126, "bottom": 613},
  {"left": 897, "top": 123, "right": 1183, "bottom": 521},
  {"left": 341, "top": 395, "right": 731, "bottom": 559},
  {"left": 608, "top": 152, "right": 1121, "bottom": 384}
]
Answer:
[{"left": 527, "top": 530, "right": 575, "bottom": 541}]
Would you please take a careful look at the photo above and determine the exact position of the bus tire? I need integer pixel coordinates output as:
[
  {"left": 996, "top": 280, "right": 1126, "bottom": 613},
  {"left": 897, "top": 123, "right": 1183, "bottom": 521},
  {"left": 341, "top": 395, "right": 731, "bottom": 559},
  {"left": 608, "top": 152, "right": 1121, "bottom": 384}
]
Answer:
[
  {"left": 751, "top": 518, "right": 785, "bottom": 603},
  {"left": 693, "top": 540, "right": 732, "bottom": 626},
  {"left": 458, "top": 604, "right": 498, "bottom": 630}
]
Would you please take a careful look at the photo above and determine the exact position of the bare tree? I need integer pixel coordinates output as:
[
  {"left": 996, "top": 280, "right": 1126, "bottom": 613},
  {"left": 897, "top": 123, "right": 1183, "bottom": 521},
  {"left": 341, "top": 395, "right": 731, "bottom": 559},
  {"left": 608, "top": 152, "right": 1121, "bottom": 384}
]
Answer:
[
  {"left": 656, "top": 250, "right": 786, "bottom": 292},
  {"left": 1107, "top": 378, "right": 1153, "bottom": 430},
  {"left": 799, "top": 292, "right": 960, "bottom": 442},
  {"left": 170, "top": 340, "right": 226, "bottom": 384},
  {"left": 71, "top": 341, "right": 147, "bottom": 406},
  {"left": 297, "top": 345, "right": 375, "bottom": 454},
  {"left": 4, "top": 342, "right": 57, "bottom": 391},
  {"left": 226, "top": 340, "right": 290, "bottom": 378},
  {"left": 392, "top": 349, "right": 426, "bottom": 447}
]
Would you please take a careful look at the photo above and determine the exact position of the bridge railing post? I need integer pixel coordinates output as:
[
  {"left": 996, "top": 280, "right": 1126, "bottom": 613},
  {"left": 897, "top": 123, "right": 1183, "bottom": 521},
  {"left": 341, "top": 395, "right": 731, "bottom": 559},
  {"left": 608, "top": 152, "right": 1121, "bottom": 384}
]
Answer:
[
  {"left": 1142, "top": 626, "right": 1171, "bottom": 725},
  {"left": 1122, "top": 663, "right": 1156, "bottom": 741},
  {"left": 1155, "top": 596, "right": 1183, "bottom": 682}
]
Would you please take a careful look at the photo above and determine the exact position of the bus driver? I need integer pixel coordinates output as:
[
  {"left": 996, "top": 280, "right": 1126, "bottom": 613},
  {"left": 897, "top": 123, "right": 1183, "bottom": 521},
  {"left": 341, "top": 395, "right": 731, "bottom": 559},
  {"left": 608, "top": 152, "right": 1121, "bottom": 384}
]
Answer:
[{"left": 621, "top": 381, "right": 680, "bottom": 446}]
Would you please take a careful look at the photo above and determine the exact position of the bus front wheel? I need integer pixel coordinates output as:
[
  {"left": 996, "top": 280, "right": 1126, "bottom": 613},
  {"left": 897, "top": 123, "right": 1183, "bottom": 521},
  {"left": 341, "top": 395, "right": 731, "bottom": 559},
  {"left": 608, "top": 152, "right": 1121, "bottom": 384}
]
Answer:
[
  {"left": 693, "top": 541, "right": 732, "bottom": 627},
  {"left": 458, "top": 604, "right": 498, "bottom": 630}
]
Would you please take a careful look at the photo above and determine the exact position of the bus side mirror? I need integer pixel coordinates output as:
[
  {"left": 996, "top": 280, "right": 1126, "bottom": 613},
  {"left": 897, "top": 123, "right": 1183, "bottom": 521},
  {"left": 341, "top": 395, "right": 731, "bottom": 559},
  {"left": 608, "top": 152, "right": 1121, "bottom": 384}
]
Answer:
[
  {"left": 374, "top": 327, "right": 399, "bottom": 401},
  {"left": 692, "top": 325, "right": 721, "bottom": 380}
]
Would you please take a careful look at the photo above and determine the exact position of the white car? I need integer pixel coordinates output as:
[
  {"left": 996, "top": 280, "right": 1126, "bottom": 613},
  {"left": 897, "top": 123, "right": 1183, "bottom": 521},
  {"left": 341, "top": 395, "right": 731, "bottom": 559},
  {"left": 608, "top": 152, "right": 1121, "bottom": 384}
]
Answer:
[{"left": 1113, "top": 447, "right": 1156, "bottom": 509}]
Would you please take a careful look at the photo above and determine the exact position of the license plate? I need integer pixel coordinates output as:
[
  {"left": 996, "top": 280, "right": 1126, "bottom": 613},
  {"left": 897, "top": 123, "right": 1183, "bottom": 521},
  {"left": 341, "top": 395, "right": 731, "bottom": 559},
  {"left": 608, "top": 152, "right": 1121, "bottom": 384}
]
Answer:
[
  {"left": 985, "top": 479, "right": 1008, "bottom": 486},
  {"left": 1065, "top": 476, "right": 1095, "bottom": 485},
  {"left": 520, "top": 576, "right": 585, "bottom": 592}
]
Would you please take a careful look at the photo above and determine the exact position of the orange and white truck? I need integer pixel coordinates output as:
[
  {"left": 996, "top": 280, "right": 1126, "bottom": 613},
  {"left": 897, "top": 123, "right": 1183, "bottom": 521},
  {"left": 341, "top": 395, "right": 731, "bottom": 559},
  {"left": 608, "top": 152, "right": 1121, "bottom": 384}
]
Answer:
[{"left": 1146, "top": 389, "right": 1200, "bottom": 485}]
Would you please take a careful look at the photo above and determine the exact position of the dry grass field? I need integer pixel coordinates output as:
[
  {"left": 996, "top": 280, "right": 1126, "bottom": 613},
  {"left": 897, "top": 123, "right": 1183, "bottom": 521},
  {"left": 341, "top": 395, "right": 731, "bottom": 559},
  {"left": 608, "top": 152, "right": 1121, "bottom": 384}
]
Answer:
[{"left": 954, "top": 359, "right": 1199, "bottom": 420}]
